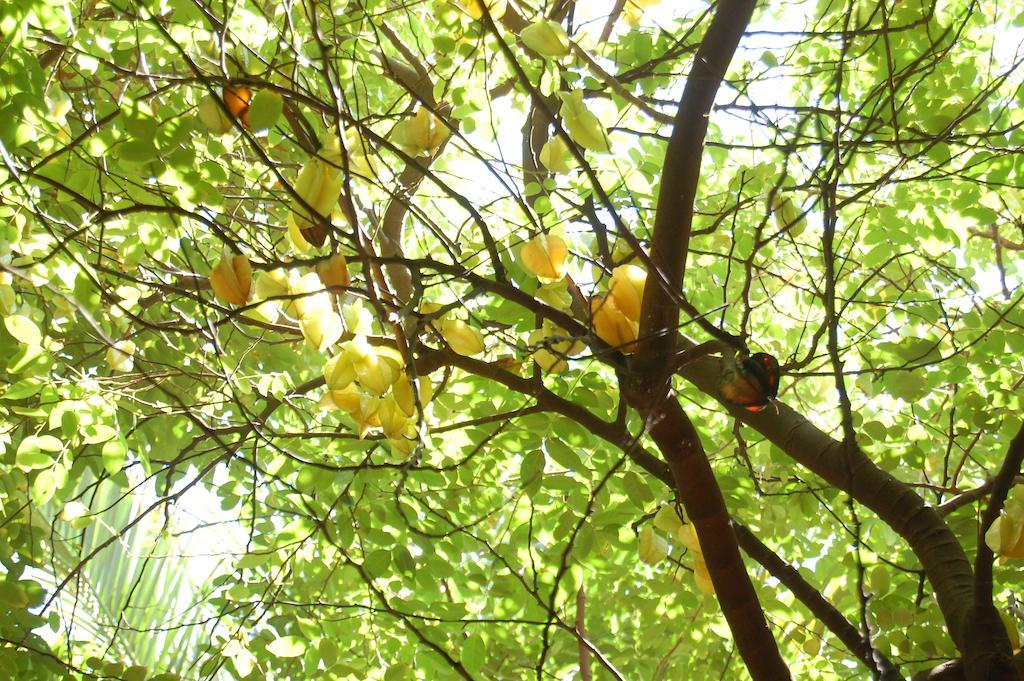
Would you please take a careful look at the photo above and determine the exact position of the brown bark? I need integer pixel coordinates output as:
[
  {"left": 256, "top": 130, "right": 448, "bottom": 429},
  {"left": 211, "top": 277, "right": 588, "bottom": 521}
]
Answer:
[
  {"left": 732, "top": 524, "right": 902, "bottom": 680},
  {"left": 627, "top": 386, "right": 791, "bottom": 681},
  {"left": 963, "top": 424, "right": 1024, "bottom": 681},
  {"left": 676, "top": 352, "right": 977, "bottom": 653},
  {"left": 634, "top": 0, "right": 758, "bottom": 377}
]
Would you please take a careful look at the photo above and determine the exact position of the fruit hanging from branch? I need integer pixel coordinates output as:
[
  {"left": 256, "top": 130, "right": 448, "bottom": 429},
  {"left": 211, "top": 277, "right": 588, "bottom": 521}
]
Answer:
[
  {"left": 196, "top": 95, "right": 232, "bottom": 134},
  {"left": 590, "top": 295, "right": 638, "bottom": 354},
  {"left": 196, "top": 85, "right": 253, "bottom": 133},
  {"left": 678, "top": 523, "right": 715, "bottom": 595},
  {"left": 520, "top": 234, "right": 568, "bottom": 283},
  {"left": 391, "top": 107, "right": 449, "bottom": 157},
  {"left": 608, "top": 264, "right": 647, "bottom": 322},
  {"left": 440, "top": 320, "right": 486, "bottom": 356},
  {"left": 719, "top": 352, "right": 781, "bottom": 412},
  {"left": 223, "top": 85, "right": 252, "bottom": 129},
  {"left": 558, "top": 90, "right": 611, "bottom": 153},
  {"left": 519, "top": 19, "right": 570, "bottom": 59},
  {"left": 106, "top": 340, "right": 136, "bottom": 372},
  {"left": 528, "top": 325, "right": 584, "bottom": 373},
  {"left": 454, "top": 0, "right": 507, "bottom": 20},
  {"left": 538, "top": 136, "right": 572, "bottom": 174},
  {"left": 288, "top": 141, "right": 346, "bottom": 250},
  {"left": 208, "top": 251, "right": 253, "bottom": 306},
  {"left": 315, "top": 253, "right": 351, "bottom": 290}
]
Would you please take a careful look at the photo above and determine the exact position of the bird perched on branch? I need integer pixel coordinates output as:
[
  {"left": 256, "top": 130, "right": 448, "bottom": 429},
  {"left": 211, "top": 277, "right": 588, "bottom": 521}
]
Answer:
[{"left": 720, "top": 352, "right": 781, "bottom": 412}]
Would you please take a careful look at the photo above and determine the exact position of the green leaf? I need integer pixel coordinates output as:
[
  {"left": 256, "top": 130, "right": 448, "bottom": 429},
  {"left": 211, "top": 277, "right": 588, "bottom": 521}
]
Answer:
[
  {"left": 363, "top": 549, "right": 391, "bottom": 578},
  {"left": 4, "top": 314, "right": 41, "bottom": 346},
  {"left": 3, "top": 378, "right": 43, "bottom": 400},
  {"left": 15, "top": 449, "right": 52, "bottom": 471},
  {"left": 0, "top": 581, "right": 28, "bottom": 608},
  {"left": 122, "top": 665, "right": 148, "bottom": 681},
  {"left": 546, "top": 438, "right": 585, "bottom": 471},
  {"left": 247, "top": 91, "right": 283, "bottom": 131},
  {"left": 319, "top": 638, "right": 338, "bottom": 667},
  {"left": 267, "top": 635, "right": 306, "bottom": 658},
  {"left": 621, "top": 471, "right": 654, "bottom": 509},
  {"left": 461, "top": 633, "right": 486, "bottom": 674},
  {"left": 16, "top": 435, "right": 61, "bottom": 470},
  {"left": 520, "top": 449, "right": 545, "bottom": 489},
  {"left": 118, "top": 138, "right": 159, "bottom": 163},
  {"left": 31, "top": 468, "right": 57, "bottom": 505},
  {"left": 102, "top": 438, "right": 128, "bottom": 474}
]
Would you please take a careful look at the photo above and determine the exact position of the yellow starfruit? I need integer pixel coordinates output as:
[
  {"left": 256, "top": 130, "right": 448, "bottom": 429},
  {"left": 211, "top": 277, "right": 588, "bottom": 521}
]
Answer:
[
  {"left": 300, "top": 307, "right": 343, "bottom": 352},
  {"left": 319, "top": 385, "right": 381, "bottom": 438},
  {"left": 392, "top": 373, "right": 432, "bottom": 416},
  {"left": 377, "top": 396, "right": 414, "bottom": 440},
  {"left": 106, "top": 340, "right": 136, "bottom": 372},
  {"left": 520, "top": 19, "right": 570, "bottom": 58},
  {"left": 538, "top": 136, "right": 572, "bottom": 174},
  {"left": 325, "top": 336, "right": 405, "bottom": 396},
  {"left": 316, "top": 253, "right": 351, "bottom": 290},
  {"left": 608, "top": 264, "right": 647, "bottom": 322},
  {"left": 638, "top": 526, "right": 668, "bottom": 564},
  {"left": 591, "top": 295, "right": 638, "bottom": 353},
  {"left": 558, "top": 90, "right": 610, "bottom": 153},
  {"left": 455, "top": 0, "right": 506, "bottom": 20},
  {"left": 342, "top": 299, "right": 373, "bottom": 336},
  {"left": 391, "top": 107, "right": 449, "bottom": 157},
  {"left": 209, "top": 251, "right": 253, "bottom": 306},
  {"left": 693, "top": 557, "right": 715, "bottom": 595},
  {"left": 440, "top": 320, "right": 485, "bottom": 356},
  {"left": 528, "top": 326, "right": 584, "bottom": 373},
  {"left": 197, "top": 95, "right": 232, "bottom": 134},
  {"left": 253, "top": 268, "right": 290, "bottom": 322},
  {"left": 520, "top": 234, "right": 568, "bottom": 283},
  {"left": 288, "top": 144, "right": 345, "bottom": 250}
]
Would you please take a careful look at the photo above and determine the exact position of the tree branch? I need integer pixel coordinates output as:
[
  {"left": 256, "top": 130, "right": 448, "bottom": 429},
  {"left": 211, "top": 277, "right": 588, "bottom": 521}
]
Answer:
[
  {"left": 626, "top": 388, "right": 791, "bottom": 681},
  {"left": 634, "top": 0, "right": 757, "bottom": 378},
  {"left": 674, "top": 351, "right": 977, "bottom": 654},
  {"left": 963, "top": 422, "right": 1024, "bottom": 680},
  {"left": 732, "top": 524, "right": 903, "bottom": 680}
]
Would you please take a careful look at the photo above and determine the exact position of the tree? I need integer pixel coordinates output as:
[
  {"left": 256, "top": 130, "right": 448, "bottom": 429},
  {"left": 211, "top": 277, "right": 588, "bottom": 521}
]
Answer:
[{"left": 1, "top": 0, "right": 1023, "bottom": 678}]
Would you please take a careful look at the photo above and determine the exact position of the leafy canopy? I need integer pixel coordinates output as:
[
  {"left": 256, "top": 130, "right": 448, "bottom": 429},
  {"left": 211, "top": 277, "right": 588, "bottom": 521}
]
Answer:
[{"left": 1, "top": 0, "right": 1023, "bottom": 679}]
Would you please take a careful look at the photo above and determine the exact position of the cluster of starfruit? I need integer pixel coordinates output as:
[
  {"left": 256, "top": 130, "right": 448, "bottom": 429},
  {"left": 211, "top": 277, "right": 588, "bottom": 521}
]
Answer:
[
  {"left": 320, "top": 335, "right": 432, "bottom": 458},
  {"left": 591, "top": 263, "right": 646, "bottom": 354},
  {"left": 518, "top": 234, "right": 582, "bottom": 372},
  {"left": 518, "top": 233, "right": 651, "bottom": 366},
  {"left": 640, "top": 505, "right": 715, "bottom": 595},
  {"left": 209, "top": 250, "right": 353, "bottom": 353}
]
